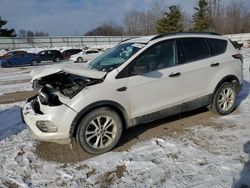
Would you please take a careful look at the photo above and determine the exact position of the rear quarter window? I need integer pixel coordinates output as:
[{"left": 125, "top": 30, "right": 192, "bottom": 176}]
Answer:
[{"left": 206, "top": 38, "right": 227, "bottom": 56}]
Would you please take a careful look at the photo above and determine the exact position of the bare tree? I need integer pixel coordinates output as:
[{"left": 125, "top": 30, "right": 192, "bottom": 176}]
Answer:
[
  {"left": 123, "top": 10, "right": 145, "bottom": 35},
  {"left": 207, "top": 0, "right": 222, "bottom": 32},
  {"left": 223, "top": 1, "right": 250, "bottom": 34},
  {"left": 123, "top": 0, "right": 166, "bottom": 35},
  {"left": 19, "top": 29, "right": 49, "bottom": 37},
  {"left": 35, "top": 31, "right": 49, "bottom": 37},
  {"left": 19, "top": 29, "right": 26, "bottom": 37},
  {"left": 27, "top": 30, "right": 34, "bottom": 37},
  {"left": 84, "top": 21, "right": 123, "bottom": 36}
]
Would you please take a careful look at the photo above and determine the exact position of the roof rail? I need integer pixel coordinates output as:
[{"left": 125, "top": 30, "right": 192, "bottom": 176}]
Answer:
[
  {"left": 150, "top": 32, "right": 221, "bottom": 41},
  {"left": 119, "top": 37, "right": 137, "bottom": 44}
]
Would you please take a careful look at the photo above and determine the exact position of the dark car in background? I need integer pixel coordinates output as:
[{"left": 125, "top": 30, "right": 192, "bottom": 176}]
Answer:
[
  {"left": 62, "top": 49, "right": 82, "bottom": 60},
  {"left": 231, "top": 41, "right": 243, "bottom": 50},
  {"left": 37, "top": 50, "right": 63, "bottom": 62},
  {"left": 0, "top": 51, "right": 40, "bottom": 68}
]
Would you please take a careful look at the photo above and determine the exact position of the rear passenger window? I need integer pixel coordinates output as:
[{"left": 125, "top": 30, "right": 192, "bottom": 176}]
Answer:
[
  {"left": 178, "top": 38, "right": 210, "bottom": 64},
  {"left": 206, "top": 38, "right": 227, "bottom": 56}
]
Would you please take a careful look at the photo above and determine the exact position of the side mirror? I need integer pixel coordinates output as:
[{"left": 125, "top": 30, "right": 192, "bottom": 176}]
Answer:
[{"left": 132, "top": 65, "right": 149, "bottom": 75}]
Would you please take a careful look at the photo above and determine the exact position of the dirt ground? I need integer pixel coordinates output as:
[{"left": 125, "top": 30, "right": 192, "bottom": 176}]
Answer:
[{"left": 0, "top": 91, "right": 36, "bottom": 104}]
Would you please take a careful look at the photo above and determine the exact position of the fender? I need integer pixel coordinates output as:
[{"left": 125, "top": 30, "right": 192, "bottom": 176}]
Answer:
[
  {"left": 212, "top": 75, "right": 241, "bottom": 94},
  {"left": 69, "top": 100, "right": 132, "bottom": 137}
]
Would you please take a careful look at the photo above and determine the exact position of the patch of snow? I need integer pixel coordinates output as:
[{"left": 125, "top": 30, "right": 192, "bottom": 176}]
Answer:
[
  {"left": 0, "top": 82, "right": 32, "bottom": 95},
  {"left": 0, "top": 102, "right": 26, "bottom": 140},
  {"left": 0, "top": 49, "right": 8, "bottom": 57}
]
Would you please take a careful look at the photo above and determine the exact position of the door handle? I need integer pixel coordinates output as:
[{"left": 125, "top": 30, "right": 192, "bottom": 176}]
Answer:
[
  {"left": 117, "top": 87, "right": 127, "bottom": 92},
  {"left": 210, "top": 62, "right": 220, "bottom": 67},
  {"left": 169, "top": 72, "right": 181, "bottom": 77}
]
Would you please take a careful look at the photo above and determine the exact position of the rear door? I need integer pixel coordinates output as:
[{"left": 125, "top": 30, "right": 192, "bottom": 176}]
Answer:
[
  {"left": 175, "top": 37, "right": 227, "bottom": 106},
  {"left": 39, "top": 51, "right": 48, "bottom": 61},
  {"left": 11, "top": 51, "right": 26, "bottom": 65},
  {"left": 9, "top": 54, "right": 20, "bottom": 65},
  {"left": 47, "top": 50, "right": 54, "bottom": 61},
  {"left": 22, "top": 53, "right": 33, "bottom": 65}
]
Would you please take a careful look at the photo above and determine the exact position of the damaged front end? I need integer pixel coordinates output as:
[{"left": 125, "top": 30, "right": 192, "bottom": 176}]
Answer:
[
  {"left": 32, "top": 71, "right": 103, "bottom": 106},
  {"left": 22, "top": 68, "right": 106, "bottom": 144}
]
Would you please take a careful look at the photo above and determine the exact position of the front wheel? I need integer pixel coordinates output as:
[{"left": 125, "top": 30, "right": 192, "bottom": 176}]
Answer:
[
  {"left": 210, "top": 82, "right": 237, "bottom": 115},
  {"left": 76, "top": 108, "right": 123, "bottom": 154},
  {"left": 4, "top": 62, "right": 11, "bottom": 68},
  {"left": 54, "top": 57, "right": 60, "bottom": 62}
]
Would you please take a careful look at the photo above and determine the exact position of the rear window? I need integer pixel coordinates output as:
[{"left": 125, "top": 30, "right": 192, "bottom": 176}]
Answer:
[{"left": 206, "top": 38, "right": 227, "bottom": 56}]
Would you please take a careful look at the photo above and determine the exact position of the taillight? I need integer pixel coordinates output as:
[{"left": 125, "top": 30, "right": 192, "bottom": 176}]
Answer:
[{"left": 232, "top": 53, "right": 243, "bottom": 63}]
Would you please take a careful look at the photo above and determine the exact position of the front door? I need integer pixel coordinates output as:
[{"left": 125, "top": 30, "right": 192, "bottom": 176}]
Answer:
[{"left": 124, "top": 40, "right": 185, "bottom": 120}]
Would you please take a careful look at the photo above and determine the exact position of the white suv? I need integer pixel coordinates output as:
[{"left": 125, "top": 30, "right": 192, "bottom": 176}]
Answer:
[{"left": 22, "top": 32, "right": 243, "bottom": 154}]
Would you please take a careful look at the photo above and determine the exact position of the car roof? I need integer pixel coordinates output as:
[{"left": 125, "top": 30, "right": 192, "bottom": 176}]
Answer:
[
  {"left": 64, "top": 48, "right": 81, "bottom": 51},
  {"left": 123, "top": 32, "right": 224, "bottom": 44},
  {"left": 7, "top": 50, "right": 27, "bottom": 54}
]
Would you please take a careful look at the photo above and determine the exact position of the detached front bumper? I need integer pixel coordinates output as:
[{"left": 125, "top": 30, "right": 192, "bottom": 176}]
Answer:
[{"left": 22, "top": 96, "right": 78, "bottom": 144}]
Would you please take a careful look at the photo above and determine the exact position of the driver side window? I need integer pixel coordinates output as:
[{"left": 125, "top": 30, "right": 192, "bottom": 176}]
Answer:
[{"left": 131, "top": 40, "right": 176, "bottom": 75}]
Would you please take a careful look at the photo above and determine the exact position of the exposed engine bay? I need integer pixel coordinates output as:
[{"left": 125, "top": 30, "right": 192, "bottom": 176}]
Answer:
[{"left": 32, "top": 71, "right": 103, "bottom": 106}]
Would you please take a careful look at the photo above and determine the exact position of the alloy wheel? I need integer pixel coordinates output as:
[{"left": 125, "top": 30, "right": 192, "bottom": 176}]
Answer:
[
  {"left": 218, "top": 87, "right": 236, "bottom": 112},
  {"left": 85, "top": 116, "right": 118, "bottom": 149}
]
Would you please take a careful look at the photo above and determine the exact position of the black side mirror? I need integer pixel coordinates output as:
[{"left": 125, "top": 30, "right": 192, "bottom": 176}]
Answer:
[{"left": 132, "top": 65, "right": 149, "bottom": 75}]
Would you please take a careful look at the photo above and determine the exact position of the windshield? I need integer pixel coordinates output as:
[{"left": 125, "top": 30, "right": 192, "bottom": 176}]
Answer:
[{"left": 89, "top": 42, "right": 145, "bottom": 72}]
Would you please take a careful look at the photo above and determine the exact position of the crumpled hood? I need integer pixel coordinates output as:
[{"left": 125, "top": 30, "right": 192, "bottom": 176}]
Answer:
[{"left": 31, "top": 65, "right": 107, "bottom": 81}]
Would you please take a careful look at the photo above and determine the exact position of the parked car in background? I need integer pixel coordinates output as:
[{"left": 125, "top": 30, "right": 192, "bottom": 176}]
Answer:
[
  {"left": 69, "top": 49, "right": 103, "bottom": 63},
  {"left": 0, "top": 49, "right": 9, "bottom": 59},
  {"left": 62, "top": 49, "right": 82, "bottom": 60},
  {"left": 231, "top": 41, "right": 243, "bottom": 50},
  {"left": 37, "top": 50, "right": 63, "bottom": 62},
  {"left": 0, "top": 51, "right": 40, "bottom": 68}
]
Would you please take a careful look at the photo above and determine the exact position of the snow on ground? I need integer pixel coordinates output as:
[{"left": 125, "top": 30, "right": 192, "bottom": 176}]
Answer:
[
  {"left": 0, "top": 102, "right": 26, "bottom": 140},
  {"left": 0, "top": 67, "right": 31, "bottom": 82},
  {"left": 0, "top": 82, "right": 32, "bottom": 95},
  {"left": 0, "top": 52, "right": 250, "bottom": 187}
]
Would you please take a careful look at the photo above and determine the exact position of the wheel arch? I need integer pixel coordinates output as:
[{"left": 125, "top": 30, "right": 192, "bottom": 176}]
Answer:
[
  {"left": 213, "top": 75, "right": 241, "bottom": 96},
  {"left": 69, "top": 100, "right": 132, "bottom": 137}
]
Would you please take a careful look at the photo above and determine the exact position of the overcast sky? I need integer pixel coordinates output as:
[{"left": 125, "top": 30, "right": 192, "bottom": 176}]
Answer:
[{"left": 0, "top": 0, "right": 249, "bottom": 36}]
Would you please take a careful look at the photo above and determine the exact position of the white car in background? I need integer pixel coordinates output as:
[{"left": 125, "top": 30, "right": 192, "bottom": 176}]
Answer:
[{"left": 70, "top": 49, "right": 103, "bottom": 63}]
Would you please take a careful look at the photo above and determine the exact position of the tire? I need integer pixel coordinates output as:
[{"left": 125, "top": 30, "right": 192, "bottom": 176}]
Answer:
[
  {"left": 31, "top": 60, "right": 38, "bottom": 66},
  {"left": 54, "top": 57, "right": 60, "bottom": 62},
  {"left": 4, "top": 62, "right": 11, "bottom": 68},
  {"left": 77, "top": 57, "right": 83, "bottom": 63},
  {"left": 76, "top": 107, "right": 123, "bottom": 154},
  {"left": 210, "top": 82, "right": 237, "bottom": 115}
]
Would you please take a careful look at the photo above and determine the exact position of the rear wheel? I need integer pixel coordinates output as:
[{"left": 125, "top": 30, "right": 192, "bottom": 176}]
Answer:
[
  {"left": 76, "top": 108, "right": 123, "bottom": 154},
  {"left": 210, "top": 82, "right": 237, "bottom": 115},
  {"left": 77, "top": 57, "right": 83, "bottom": 63},
  {"left": 31, "top": 60, "right": 38, "bottom": 66}
]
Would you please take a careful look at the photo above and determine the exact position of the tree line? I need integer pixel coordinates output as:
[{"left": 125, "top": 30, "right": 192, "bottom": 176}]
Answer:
[
  {"left": 85, "top": 0, "right": 250, "bottom": 36},
  {"left": 0, "top": 17, "right": 49, "bottom": 37},
  {"left": 1, "top": 0, "right": 250, "bottom": 37}
]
